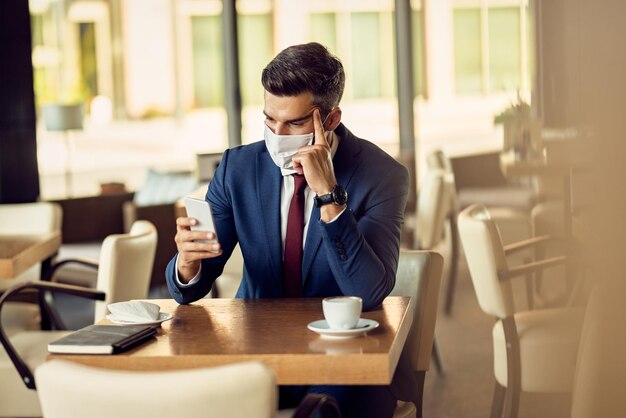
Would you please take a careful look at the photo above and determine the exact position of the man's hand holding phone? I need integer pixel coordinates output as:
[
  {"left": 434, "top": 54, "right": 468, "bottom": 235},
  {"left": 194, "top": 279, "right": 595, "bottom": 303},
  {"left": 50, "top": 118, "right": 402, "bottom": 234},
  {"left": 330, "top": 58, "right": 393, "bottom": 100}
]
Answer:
[{"left": 176, "top": 197, "right": 222, "bottom": 282}]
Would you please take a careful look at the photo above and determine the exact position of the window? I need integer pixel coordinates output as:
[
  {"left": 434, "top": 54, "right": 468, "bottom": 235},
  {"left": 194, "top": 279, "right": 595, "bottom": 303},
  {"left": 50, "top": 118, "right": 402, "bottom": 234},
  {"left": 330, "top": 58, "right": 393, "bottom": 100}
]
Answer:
[
  {"left": 78, "top": 22, "right": 99, "bottom": 101},
  {"left": 310, "top": 9, "right": 413, "bottom": 101},
  {"left": 412, "top": 9, "right": 425, "bottom": 98},
  {"left": 191, "top": 16, "right": 224, "bottom": 108},
  {"left": 310, "top": 13, "right": 337, "bottom": 54},
  {"left": 452, "top": 1, "right": 529, "bottom": 95},
  {"left": 351, "top": 12, "right": 383, "bottom": 99},
  {"left": 489, "top": 7, "right": 521, "bottom": 92},
  {"left": 190, "top": 10, "right": 272, "bottom": 109},
  {"left": 238, "top": 13, "right": 273, "bottom": 106},
  {"left": 453, "top": 8, "right": 483, "bottom": 94}
]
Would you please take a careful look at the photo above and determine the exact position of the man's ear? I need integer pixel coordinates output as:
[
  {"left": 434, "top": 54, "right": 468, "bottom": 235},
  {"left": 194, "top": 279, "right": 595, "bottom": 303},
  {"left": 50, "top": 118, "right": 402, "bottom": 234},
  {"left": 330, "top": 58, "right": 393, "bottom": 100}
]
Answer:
[{"left": 325, "top": 108, "right": 342, "bottom": 131}]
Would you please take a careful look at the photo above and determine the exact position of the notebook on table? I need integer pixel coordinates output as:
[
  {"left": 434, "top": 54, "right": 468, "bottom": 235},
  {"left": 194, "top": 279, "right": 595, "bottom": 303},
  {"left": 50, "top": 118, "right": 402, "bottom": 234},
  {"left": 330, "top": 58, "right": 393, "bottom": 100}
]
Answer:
[{"left": 48, "top": 324, "right": 157, "bottom": 355}]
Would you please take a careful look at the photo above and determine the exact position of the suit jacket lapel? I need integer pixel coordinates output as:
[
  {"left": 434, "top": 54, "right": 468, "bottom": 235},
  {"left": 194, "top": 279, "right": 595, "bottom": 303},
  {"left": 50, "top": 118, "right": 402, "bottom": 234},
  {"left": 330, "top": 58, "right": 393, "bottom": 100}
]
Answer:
[
  {"left": 302, "top": 125, "right": 362, "bottom": 283},
  {"left": 256, "top": 151, "right": 283, "bottom": 290}
]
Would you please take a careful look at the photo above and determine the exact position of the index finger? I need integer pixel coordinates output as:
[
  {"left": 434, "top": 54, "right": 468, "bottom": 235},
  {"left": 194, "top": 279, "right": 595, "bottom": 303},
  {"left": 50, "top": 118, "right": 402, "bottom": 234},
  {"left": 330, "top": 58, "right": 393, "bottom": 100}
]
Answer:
[
  {"left": 312, "top": 108, "right": 328, "bottom": 148},
  {"left": 176, "top": 216, "right": 197, "bottom": 229}
]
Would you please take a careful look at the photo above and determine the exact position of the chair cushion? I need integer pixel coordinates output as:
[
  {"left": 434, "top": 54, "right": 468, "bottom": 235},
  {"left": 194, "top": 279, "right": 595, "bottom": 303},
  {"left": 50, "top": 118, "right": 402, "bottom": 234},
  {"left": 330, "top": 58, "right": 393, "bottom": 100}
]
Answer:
[
  {"left": 492, "top": 307, "right": 584, "bottom": 392},
  {"left": 134, "top": 169, "right": 198, "bottom": 207},
  {"left": 53, "top": 242, "right": 101, "bottom": 287},
  {"left": 0, "top": 331, "right": 70, "bottom": 417},
  {"left": 0, "top": 303, "right": 41, "bottom": 337}
]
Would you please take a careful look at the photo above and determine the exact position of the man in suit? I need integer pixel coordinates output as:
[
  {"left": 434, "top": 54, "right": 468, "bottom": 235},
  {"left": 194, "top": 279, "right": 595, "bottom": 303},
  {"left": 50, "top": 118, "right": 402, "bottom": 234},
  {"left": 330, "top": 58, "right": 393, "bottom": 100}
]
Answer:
[{"left": 166, "top": 42, "right": 409, "bottom": 418}]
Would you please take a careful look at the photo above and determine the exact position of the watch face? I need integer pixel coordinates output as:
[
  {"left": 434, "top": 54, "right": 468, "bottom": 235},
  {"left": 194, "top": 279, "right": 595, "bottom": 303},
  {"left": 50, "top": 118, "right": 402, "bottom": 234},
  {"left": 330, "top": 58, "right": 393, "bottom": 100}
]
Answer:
[{"left": 332, "top": 185, "right": 348, "bottom": 205}]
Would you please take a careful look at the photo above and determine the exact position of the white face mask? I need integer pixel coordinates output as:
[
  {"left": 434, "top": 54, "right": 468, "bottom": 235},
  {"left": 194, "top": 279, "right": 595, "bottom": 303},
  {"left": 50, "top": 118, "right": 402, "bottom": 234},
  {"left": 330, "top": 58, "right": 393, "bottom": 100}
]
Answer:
[{"left": 264, "top": 124, "right": 314, "bottom": 173}]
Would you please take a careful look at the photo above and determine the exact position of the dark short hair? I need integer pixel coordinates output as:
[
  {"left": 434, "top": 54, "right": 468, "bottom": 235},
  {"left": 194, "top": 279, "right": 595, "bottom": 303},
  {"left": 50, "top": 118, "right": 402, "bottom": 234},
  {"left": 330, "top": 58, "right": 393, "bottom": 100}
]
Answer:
[{"left": 261, "top": 42, "right": 345, "bottom": 114}]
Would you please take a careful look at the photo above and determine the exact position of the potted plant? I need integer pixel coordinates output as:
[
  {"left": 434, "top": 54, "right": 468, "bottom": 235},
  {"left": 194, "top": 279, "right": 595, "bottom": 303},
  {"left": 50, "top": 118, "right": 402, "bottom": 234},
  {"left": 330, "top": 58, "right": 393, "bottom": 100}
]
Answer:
[{"left": 494, "top": 95, "right": 535, "bottom": 157}]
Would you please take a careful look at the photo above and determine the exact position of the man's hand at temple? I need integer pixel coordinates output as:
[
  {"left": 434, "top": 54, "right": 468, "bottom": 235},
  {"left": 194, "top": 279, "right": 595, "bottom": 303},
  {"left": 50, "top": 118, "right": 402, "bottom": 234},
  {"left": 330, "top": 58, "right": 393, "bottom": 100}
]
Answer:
[{"left": 292, "top": 108, "right": 346, "bottom": 222}]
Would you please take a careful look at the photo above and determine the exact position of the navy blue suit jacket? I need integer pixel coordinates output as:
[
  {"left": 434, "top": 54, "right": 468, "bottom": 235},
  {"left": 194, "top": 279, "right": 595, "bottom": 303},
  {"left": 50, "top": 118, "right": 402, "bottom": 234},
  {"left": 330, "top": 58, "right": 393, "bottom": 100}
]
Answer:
[{"left": 166, "top": 124, "right": 409, "bottom": 311}]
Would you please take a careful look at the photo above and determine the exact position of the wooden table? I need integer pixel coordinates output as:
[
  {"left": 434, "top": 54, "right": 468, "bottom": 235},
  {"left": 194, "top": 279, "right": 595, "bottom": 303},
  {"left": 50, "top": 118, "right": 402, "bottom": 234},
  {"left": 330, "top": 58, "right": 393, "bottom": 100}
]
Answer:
[
  {"left": 49, "top": 296, "right": 413, "bottom": 385},
  {"left": 0, "top": 232, "right": 61, "bottom": 279}
]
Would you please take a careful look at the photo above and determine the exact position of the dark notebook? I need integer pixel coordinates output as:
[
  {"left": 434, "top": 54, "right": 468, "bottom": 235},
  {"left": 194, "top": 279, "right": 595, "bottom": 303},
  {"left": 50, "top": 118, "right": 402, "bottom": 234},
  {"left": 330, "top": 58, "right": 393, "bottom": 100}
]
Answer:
[{"left": 48, "top": 324, "right": 157, "bottom": 355}]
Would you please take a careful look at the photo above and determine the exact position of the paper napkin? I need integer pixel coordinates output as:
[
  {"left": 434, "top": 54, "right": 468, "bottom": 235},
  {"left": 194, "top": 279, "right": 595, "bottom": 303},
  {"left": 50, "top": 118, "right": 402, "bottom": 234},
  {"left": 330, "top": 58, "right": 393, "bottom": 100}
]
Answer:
[{"left": 107, "top": 301, "right": 160, "bottom": 323}]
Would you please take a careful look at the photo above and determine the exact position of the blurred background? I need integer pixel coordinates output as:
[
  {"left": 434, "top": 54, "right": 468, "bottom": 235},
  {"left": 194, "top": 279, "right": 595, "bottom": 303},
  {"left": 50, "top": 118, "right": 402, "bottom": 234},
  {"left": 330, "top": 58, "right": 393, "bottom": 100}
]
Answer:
[{"left": 8, "top": 0, "right": 533, "bottom": 199}]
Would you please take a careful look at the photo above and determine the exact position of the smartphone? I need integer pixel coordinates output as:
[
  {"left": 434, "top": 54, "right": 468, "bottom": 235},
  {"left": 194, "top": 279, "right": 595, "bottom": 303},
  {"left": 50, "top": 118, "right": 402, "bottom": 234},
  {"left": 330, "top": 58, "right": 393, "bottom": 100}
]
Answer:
[{"left": 183, "top": 196, "right": 219, "bottom": 244}]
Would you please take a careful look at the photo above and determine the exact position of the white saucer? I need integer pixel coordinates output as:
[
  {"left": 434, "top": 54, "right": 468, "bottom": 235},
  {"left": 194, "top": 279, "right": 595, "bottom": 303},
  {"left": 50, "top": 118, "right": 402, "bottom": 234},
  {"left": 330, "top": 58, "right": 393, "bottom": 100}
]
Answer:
[
  {"left": 106, "top": 312, "right": 173, "bottom": 325},
  {"left": 307, "top": 318, "right": 379, "bottom": 339}
]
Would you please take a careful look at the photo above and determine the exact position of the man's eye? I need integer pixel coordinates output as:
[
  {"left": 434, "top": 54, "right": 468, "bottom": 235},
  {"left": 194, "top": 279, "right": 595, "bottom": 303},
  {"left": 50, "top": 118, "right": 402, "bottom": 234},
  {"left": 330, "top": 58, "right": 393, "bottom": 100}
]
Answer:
[{"left": 290, "top": 122, "right": 304, "bottom": 126}]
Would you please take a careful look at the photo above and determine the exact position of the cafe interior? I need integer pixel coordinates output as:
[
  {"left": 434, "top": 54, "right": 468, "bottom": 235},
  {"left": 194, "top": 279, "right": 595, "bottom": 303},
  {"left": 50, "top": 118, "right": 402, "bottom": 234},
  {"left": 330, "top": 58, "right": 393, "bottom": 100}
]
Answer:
[{"left": 1, "top": 0, "right": 625, "bottom": 417}]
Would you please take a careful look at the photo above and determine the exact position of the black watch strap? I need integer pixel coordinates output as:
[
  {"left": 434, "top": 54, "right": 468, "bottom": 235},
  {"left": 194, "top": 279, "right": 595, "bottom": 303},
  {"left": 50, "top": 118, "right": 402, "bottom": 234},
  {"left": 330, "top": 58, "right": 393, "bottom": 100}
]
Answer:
[{"left": 314, "top": 185, "right": 348, "bottom": 207}]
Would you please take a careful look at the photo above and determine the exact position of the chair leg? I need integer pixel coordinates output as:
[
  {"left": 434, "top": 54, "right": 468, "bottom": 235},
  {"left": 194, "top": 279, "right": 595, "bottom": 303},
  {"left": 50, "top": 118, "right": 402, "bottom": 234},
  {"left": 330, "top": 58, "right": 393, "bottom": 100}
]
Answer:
[
  {"left": 444, "top": 213, "right": 460, "bottom": 315},
  {"left": 490, "top": 381, "right": 506, "bottom": 418},
  {"left": 503, "top": 385, "right": 520, "bottom": 418},
  {"left": 415, "top": 371, "right": 425, "bottom": 418},
  {"left": 523, "top": 257, "right": 534, "bottom": 310},
  {"left": 431, "top": 335, "right": 445, "bottom": 375},
  {"left": 502, "top": 317, "right": 521, "bottom": 418}
]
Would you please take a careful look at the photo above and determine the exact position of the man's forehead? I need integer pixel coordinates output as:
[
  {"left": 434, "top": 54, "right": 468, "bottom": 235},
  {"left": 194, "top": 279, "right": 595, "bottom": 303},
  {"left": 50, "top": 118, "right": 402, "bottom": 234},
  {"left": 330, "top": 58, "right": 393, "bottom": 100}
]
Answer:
[{"left": 263, "top": 91, "right": 315, "bottom": 119}]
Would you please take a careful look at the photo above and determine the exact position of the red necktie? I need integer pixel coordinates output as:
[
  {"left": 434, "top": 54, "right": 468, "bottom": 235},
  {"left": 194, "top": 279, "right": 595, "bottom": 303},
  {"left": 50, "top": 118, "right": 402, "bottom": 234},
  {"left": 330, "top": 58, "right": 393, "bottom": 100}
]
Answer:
[{"left": 283, "top": 174, "right": 307, "bottom": 297}]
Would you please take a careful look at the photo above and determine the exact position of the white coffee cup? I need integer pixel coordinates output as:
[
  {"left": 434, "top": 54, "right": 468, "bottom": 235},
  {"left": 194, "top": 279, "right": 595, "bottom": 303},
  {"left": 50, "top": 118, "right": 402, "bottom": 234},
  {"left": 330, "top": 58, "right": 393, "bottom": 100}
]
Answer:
[{"left": 322, "top": 296, "right": 362, "bottom": 330}]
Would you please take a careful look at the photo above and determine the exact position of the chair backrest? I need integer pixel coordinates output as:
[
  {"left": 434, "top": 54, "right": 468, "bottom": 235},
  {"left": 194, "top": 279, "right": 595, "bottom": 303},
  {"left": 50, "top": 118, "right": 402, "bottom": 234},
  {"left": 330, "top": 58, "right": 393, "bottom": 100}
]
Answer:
[
  {"left": 35, "top": 360, "right": 277, "bottom": 418},
  {"left": 457, "top": 204, "right": 515, "bottom": 318},
  {"left": 94, "top": 220, "right": 158, "bottom": 321},
  {"left": 0, "top": 202, "right": 62, "bottom": 235},
  {"left": 415, "top": 169, "right": 448, "bottom": 249},
  {"left": 426, "top": 149, "right": 458, "bottom": 208},
  {"left": 390, "top": 250, "right": 444, "bottom": 372}
]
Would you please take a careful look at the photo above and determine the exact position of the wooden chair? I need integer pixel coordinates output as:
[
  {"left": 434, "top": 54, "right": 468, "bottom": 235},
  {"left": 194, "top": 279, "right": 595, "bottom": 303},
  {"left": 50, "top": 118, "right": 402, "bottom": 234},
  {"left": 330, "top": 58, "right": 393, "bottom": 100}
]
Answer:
[
  {"left": 458, "top": 204, "right": 584, "bottom": 418},
  {"left": 390, "top": 250, "right": 444, "bottom": 418},
  {"left": 35, "top": 360, "right": 341, "bottom": 418}
]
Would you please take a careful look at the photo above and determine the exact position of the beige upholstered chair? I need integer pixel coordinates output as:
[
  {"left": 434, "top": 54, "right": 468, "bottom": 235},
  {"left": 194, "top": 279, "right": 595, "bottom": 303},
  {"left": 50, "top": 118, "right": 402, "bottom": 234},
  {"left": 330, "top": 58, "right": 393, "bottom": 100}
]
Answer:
[
  {"left": 458, "top": 204, "right": 584, "bottom": 418},
  {"left": 49, "top": 220, "right": 158, "bottom": 323},
  {"left": 36, "top": 360, "right": 275, "bottom": 418},
  {"left": 0, "top": 282, "right": 103, "bottom": 417},
  {"left": 0, "top": 202, "right": 62, "bottom": 336},
  {"left": 35, "top": 360, "right": 341, "bottom": 418},
  {"left": 211, "top": 243, "right": 244, "bottom": 298},
  {"left": 412, "top": 168, "right": 450, "bottom": 373},
  {"left": 0, "top": 221, "right": 157, "bottom": 417},
  {"left": 390, "top": 250, "right": 444, "bottom": 418}
]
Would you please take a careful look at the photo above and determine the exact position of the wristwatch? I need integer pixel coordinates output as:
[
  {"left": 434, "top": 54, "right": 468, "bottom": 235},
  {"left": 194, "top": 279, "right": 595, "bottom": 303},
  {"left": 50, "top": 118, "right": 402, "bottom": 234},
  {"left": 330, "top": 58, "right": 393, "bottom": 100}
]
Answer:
[{"left": 314, "top": 185, "right": 348, "bottom": 207}]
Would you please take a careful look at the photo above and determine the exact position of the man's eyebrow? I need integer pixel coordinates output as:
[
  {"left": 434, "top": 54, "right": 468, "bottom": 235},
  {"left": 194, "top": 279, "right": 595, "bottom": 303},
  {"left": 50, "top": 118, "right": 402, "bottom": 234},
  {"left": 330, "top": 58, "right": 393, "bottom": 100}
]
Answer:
[{"left": 263, "top": 110, "right": 314, "bottom": 124}]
